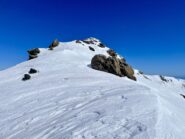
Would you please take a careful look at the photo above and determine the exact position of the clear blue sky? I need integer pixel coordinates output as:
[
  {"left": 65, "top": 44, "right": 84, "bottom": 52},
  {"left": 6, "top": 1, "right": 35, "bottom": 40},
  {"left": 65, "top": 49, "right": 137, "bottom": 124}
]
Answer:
[{"left": 0, "top": 0, "right": 185, "bottom": 77}]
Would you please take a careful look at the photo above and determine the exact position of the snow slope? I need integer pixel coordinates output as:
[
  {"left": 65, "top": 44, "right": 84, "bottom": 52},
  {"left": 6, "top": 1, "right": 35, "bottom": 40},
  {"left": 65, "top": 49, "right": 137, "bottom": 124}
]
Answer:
[{"left": 0, "top": 38, "right": 185, "bottom": 139}]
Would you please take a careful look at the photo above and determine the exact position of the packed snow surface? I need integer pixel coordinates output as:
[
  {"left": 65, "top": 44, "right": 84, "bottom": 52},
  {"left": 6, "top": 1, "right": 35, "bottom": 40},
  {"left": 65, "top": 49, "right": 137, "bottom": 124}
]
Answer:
[{"left": 0, "top": 38, "right": 185, "bottom": 139}]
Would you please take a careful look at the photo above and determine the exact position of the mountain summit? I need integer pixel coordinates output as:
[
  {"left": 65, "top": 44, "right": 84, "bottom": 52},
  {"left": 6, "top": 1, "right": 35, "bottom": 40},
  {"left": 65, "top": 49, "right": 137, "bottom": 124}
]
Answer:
[{"left": 0, "top": 38, "right": 185, "bottom": 139}]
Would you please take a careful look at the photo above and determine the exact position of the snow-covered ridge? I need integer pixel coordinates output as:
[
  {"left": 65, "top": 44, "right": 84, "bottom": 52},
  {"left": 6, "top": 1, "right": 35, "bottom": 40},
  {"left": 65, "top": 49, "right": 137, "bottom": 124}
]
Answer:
[{"left": 0, "top": 38, "right": 185, "bottom": 139}]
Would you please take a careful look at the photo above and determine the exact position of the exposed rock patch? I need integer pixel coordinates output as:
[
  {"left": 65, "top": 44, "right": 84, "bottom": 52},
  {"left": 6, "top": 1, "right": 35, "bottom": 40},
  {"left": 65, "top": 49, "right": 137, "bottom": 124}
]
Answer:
[
  {"left": 159, "top": 75, "right": 171, "bottom": 82},
  {"left": 91, "top": 54, "right": 136, "bottom": 81},
  {"left": 76, "top": 40, "right": 82, "bottom": 44},
  {"left": 27, "top": 48, "right": 40, "bottom": 60},
  {"left": 22, "top": 74, "right": 31, "bottom": 81},
  {"left": 77, "top": 38, "right": 106, "bottom": 48},
  {"left": 180, "top": 94, "right": 185, "bottom": 99},
  {"left": 82, "top": 38, "right": 99, "bottom": 45},
  {"left": 49, "top": 39, "right": 59, "bottom": 50},
  {"left": 82, "top": 40, "right": 94, "bottom": 44},
  {"left": 89, "top": 46, "right": 95, "bottom": 51},
  {"left": 98, "top": 43, "right": 106, "bottom": 48},
  {"left": 29, "top": 68, "right": 38, "bottom": 74}
]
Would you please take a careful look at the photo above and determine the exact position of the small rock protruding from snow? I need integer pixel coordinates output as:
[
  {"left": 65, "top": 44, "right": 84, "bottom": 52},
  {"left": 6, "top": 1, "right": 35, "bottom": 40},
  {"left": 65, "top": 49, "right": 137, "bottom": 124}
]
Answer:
[
  {"left": 98, "top": 43, "right": 106, "bottom": 48},
  {"left": 159, "top": 75, "right": 172, "bottom": 83},
  {"left": 180, "top": 94, "right": 185, "bottom": 99},
  {"left": 75, "top": 40, "right": 82, "bottom": 44},
  {"left": 89, "top": 46, "right": 95, "bottom": 51},
  {"left": 27, "top": 48, "right": 40, "bottom": 60},
  {"left": 22, "top": 74, "right": 31, "bottom": 81},
  {"left": 49, "top": 39, "right": 59, "bottom": 50},
  {"left": 29, "top": 68, "right": 38, "bottom": 74}
]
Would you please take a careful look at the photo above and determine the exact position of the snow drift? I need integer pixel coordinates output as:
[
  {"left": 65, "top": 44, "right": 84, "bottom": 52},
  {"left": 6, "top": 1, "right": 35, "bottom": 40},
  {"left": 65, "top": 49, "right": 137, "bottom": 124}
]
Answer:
[{"left": 0, "top": 38, "right": 185, "bottom": 139}]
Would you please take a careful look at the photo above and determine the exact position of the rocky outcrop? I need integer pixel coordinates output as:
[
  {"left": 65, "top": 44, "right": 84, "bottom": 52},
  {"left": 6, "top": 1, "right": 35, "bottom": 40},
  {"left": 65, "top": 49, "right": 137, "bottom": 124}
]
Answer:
[
  {"left": 76, "top": 40, "right": 82, "bottom": 44},
  {"left": 27, "top": 48, "right": 40, "bottom": 60},
  {"left": 91, "top": 55, "right": 122, "bottom": 76},
  {"left": 159, "top": 75, "right": 172, "bottom": 82},
  {"left": 82, "top": 38, "right": 99, "bottom": 45},
  {"left": 76, "top": 38, "right": 106, "bottom": 48},
  {"left": 91, "top": 54, "right": 136, "bottom": 81},
  {"left": 49, "top": 39, "right": 59, "bottom": 50}
]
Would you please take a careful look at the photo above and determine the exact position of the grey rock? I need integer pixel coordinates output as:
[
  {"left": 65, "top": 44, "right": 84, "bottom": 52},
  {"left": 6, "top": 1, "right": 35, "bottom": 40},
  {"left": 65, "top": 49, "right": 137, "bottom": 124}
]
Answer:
[{"left": 49, "top": 39, "right": 59, "bottom": 50}]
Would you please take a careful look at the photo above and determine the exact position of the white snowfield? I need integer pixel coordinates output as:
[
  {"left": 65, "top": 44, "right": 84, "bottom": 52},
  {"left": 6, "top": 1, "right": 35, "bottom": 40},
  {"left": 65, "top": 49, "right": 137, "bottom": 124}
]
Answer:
[{"left": 0, "top": 38, "right": 185, "bottom": 139}]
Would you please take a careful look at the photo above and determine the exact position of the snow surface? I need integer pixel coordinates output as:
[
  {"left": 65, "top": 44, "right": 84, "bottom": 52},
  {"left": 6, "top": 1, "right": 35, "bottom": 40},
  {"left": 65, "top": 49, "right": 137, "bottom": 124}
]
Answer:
[{"left": 0, "top": 38, "right": 185, "bottom": 139}]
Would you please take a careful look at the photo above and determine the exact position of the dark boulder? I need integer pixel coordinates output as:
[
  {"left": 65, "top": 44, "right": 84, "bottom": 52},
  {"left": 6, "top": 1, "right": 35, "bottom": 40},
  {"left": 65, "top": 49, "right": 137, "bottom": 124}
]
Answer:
[
  {"left": 29, "top": 54, "right": 38, "bottom": 60},
  {"left": 91, "top": 54, "right": 122, "bottom": 76},
  {"left": 91, "top": 54, "right": 107, "bottom": 71},
  {"left": 119, "top": 58, "right": 126, "bottom": 64},
  {"left": 27, "top": 48, "right": 40, "bottom": 60},
  {"left": 98, "top": 43, "right": 106, "bottom": 48},
  {"left": 22, "top": 74, "right": 31, "bottom": 81},
  {"left": 28, "top": 48, "right": 40, "bottom": 55},
  {"left": 29, "top": 68, "right": 38, "bottom": 74},
  {"left": 76, "top": 40, "right": 82, "bottom": 44},
  {"left": 119, "top": 63, "right": 136, "bottom": 80},
  {"left": 89, "top": 46, "right": 95, "bottom": 51},
  {"left": 106, "top": 57, "right": 122, "bottom": 76},
  {"left": 180, "top": 94, "right": 185, "bottom": 99},
  {"left": 91, "top": 54, "right": 136, "bottom": 81},
  {"left": 82, "top": 40, "right": 93, "bottom": 44},
  {"left": 107, "top": 49, "right": 117, "bottom": 57},
  {"left": 159, "top": 75, "right": 168, "bottom": 82},
  {"left": 49, "top": 39, "right": 59, "bottom": 50}
]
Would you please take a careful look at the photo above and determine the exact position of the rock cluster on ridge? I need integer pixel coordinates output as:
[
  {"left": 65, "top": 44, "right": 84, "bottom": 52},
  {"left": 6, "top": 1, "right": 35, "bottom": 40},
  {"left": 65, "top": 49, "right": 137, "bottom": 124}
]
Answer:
[{"left": 26, "top": 37, "right": 136, "bottom": 81}]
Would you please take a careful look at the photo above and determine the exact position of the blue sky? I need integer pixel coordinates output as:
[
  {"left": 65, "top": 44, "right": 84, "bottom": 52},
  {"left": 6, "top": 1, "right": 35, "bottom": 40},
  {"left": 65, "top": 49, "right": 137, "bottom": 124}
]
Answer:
[{"left": 0, "top": 0, "right": 185, "bottom": 77}]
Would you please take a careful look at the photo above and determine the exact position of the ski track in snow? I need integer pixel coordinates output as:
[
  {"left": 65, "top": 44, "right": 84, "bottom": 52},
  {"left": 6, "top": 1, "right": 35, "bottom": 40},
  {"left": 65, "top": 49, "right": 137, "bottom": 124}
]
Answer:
[{"left": 0, "top": 39, "right": 185, "bottom": 139}]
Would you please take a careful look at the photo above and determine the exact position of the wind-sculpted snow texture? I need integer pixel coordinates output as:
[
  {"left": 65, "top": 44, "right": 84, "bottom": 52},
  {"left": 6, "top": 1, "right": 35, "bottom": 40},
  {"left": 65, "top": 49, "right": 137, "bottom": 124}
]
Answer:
[{"left": 0, "top": 38, "right": 185, "bottom": 139}]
